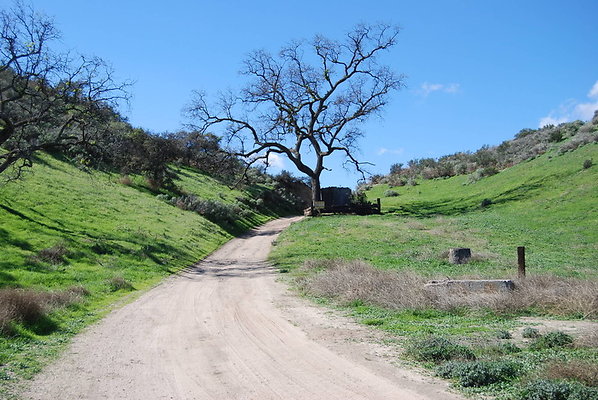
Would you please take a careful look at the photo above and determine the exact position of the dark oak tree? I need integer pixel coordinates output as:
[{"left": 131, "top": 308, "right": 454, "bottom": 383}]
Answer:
[
  {"left": 0, "top": 2, "right": 129, "bottom": 178},
  {"left": 188, "top": 24, "right": 404, "bottom": 205}
]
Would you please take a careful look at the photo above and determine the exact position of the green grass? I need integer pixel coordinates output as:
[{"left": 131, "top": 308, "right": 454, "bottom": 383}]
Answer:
[
  {"left": 0, "top": 153, "right": 289, "bottom": 397},
  {"left": 272, "top": 144, "right": 598, "bottom": 278},
  {"left": 270, "top": 144, "right": 598, "bottom": 399}
]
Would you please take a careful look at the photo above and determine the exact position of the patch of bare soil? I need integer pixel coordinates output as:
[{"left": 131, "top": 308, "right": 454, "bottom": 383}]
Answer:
[{"left": 21, "top": 217, "right": 463, "bottom": 400}]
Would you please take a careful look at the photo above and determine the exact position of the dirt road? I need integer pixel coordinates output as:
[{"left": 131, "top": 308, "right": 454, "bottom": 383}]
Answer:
[{"left": 23, "top": 217, "right": 462, "bottom": 400}]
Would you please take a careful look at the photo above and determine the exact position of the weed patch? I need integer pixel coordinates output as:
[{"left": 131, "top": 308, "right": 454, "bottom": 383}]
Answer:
[
  {"left": 405, "top": 336, "right": 475, "bottom": 363},
  {"left": 107, "top": 276, "right": 134, "bottom": 292},
  {"left": 436, "top": 360, "right": 521, "bottom": 387},
  {"left": 523, "top": 327, "right": 541, "bottom": 339},
  {"left": 531, "top": 331, "right": 574, "bottom": 351},
  {"left": 0, "top": 288, "right": 83, "bottom": 335},
  {"left": 29, "top": 242, "right": 69, "bottom": 265},
  {"left": 519, "top": 379, "right": 598, "bottom": 400}
]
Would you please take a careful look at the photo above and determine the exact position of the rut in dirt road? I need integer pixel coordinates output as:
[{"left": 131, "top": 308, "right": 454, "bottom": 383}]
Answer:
[{"left": 22, "top": 216, "right": 463, "bottom": 400}]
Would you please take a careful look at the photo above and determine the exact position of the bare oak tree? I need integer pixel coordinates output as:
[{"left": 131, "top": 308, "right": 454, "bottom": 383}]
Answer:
[
  {"left": 188, "top": 24, "right": 404, "bottom": 205},
  {"left": 0, "top": 1, "right": 129, "bottom": 178}
]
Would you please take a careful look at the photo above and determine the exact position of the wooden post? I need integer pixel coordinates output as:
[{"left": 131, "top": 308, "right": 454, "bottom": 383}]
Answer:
[
  {"left": 517, "top": 246, "right": 526, "bottom": 279},
  {"left": 376, "top": 198, "right": 381, "bottom": 214}
]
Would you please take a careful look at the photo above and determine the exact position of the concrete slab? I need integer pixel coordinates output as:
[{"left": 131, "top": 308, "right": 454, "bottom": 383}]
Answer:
[{"left": 424, "top": 279, "right": 515, "bottom": 292}]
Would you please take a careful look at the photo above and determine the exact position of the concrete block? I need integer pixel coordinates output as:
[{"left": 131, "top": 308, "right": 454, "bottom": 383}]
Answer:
[{"left": 424, "top": 279, "right": 515, "bottom": 293}]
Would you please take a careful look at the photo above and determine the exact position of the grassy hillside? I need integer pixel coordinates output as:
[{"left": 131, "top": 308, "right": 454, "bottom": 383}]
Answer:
[
  {"left": 273, "top": 143, "right": 597, "bottom": 278},
  {"left": 0, "top": 153, "right": 291, "bottom": 394}
]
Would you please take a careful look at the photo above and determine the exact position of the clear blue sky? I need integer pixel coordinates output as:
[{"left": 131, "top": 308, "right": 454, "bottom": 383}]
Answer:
[{"left": 14, "top": 0, "right": 598, "bottom": 188}]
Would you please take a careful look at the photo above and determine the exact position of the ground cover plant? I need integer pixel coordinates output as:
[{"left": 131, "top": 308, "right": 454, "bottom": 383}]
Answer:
[
  {"left": 0, "top": 153, "right": 293, "bottom": 397},
  {"left": 270, "top": 143, "right": 598, "bottom": 399}
]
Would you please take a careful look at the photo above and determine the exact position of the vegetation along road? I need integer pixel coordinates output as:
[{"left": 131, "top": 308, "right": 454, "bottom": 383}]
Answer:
[{"left": 20, "top": 217, "right": 462, "bottom": 400}]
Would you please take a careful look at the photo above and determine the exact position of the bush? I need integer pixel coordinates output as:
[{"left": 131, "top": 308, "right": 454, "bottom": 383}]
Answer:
[
  {"left": 437, "top": 360, "right": 520, "bottom": 387},
  {"left": 31, "top": 243, "right": 69, "bottom": 264},
  {"left": 118, "top": 175, "right": 133, "bottom": 185},
  {"left": 383, "top": 189, "right": 400, "bottom": 197},
  {"left": 522, "top": 327, "right": 541, "bottom": 339},
  {"left": 405, "top": 336, "right": 475, "bottom": 363},
  {"left": 496, "top": 329, "right": 512, "bottom": 339},
  {"left": 519, "top": 380, "right": 598, "bottom": 400},
  {"left": 107, "top": 276, "right": 134, "bottom": 292},
  {"left": 548, "top": 130, "right": 564, "bottom": 143},
  {"left": 171, "top": 195, "right": 241, "bottom": 224},
  {"left": 480, "top": 198, "right": 493, "bottom": 207},
  {"left": 531, "top": 331, "right": 574, "bottom": 350},
  {"left": 583, "top": 159, "right": 593, "bottom": 169}
]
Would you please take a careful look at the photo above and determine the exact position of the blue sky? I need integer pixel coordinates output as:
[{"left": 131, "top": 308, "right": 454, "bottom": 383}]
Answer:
[{"left": 14, "top": 0, "right": 598, "bottom": 188}]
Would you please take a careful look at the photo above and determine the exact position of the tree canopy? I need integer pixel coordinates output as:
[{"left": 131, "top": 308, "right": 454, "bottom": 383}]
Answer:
[{"left": 0, "top": 1, "right": 129, "bottom": 178}]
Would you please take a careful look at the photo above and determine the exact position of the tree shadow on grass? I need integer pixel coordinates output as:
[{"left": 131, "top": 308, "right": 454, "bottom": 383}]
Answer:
[
  {"left": 0, "top": 227, "right": 33, "bottom": 251},
  {"left": 386, "top": 180, "right": 546, "bottom": 217}
]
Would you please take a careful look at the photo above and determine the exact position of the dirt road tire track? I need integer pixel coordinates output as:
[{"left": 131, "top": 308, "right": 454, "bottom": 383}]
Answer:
[{"left": 22, "top": 217, "right": 463, "bottom": 400}]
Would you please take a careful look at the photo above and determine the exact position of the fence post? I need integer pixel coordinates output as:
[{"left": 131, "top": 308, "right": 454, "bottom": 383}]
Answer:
[
  {"left": 376, "top": 198, "right": 381, "bottom": 213},
  {"left": 517, "top": 246, "right": 526, "bottom": 279}
]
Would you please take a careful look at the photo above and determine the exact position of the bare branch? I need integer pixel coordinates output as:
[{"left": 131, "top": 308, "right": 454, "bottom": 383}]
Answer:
[{"left": 186, "top": 23, "right": 403, "bottom": 203}]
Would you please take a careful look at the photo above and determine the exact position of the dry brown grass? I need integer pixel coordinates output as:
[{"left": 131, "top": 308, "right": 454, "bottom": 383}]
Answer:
[
  {"left": 576, "top": 331, "right": 598, "bottom": 349},
  {"left": 107, "top": 276, "right": 134, "bottom": 292},
  {"left": 29, "top": 242, "right": 69, "bottom": 265},
  {"left": 544, "top": 360, "right": 598, "bottom": 387},
  {"left": 298, "top": 259, "right": 598, "bottom": 317},
  {"left": 299, "top": 259, "right": 435, "bottom": 310},
  {"left": 118, "top": 175, "right": 133, "bottom": 185},
  {"left": 0, "top": 287, "right": 86, "bottom": 335}
]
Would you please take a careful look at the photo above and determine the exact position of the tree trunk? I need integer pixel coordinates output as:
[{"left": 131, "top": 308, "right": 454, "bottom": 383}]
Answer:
[{"left": 310, "top": 176, "right": 321, "bottom": 206}]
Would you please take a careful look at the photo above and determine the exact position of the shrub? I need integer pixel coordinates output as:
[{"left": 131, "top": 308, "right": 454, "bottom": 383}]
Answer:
[
  {"left": 383, "top": 189, "right": 400, "bottom": 197},
  {"left": 31, "top": 243, "right": 69, "bottom": 264},
  {"left": 548, "top": 130, "right": 564, "bottom": 143},
  {"left": 405, "top": 336, "right": 475, "bottom": 363},
  {"left": 155, "top": 193, "right": 171, "bottom": 202},
  {"left": 522, "top": 327, "right": 541, "bottom": 339},
  {"left": 480, "top": 198, "right": 493, "bottom": 207},
  {"left": 118, "top": 175, "right": 133, "bottom": 185},
  {"left": 407, "top": 178, "right": 418, "bottom": 186},
  {"left": 497, "top": 329, "right": 512, "bottom": 339},
  {"left": 583, "top": 159, "right": 593, "bottom": 169},
  {"left": 519, "top": 380, "right": 572, "bottom": 400},
  {"left": 437, "top": 360, "right": 520, "bottom": 387},
  {"left": 171, "top": 195, "right": 241, "bottom": 224},
  {"left": 531, "top": 331, "right": 574, "bottom": 350},
  {"left": 519, "top": 380, "right": 598, "bottom": 400},
  {"left": 107, "top": 276, "right": 134, "bottom": 292}
]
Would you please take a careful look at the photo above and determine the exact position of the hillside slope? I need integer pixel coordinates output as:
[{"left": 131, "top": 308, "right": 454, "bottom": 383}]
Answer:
[
  {"left": 0, "top": 153, "right": 292, "bottom": 392},
  {"left": 272, "top": 143, "right": 597, "bottom": 279},
  {"left": 366, "top": 143, "right": 597, "bottom": 276}
]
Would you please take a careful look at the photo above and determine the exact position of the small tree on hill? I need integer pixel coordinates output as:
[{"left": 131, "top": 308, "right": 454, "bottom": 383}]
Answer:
[{"left": 188, "top": 24, "right": 404, "bottom": 205}]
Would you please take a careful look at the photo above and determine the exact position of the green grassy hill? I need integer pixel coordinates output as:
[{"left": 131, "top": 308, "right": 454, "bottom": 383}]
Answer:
[
  {"left": 272, "top": 143, "right": 597, "bottom": 278},
  {"left": 0, "top": 153, "right": 291, "bottom": 392}
]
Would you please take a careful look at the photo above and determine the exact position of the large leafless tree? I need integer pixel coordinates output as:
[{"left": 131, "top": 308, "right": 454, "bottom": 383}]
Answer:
[
  {"left": 0, "top": 1, "right": 129, "bottom": 178},
  {"left": 188, "top": 24, "right": 404, "bottom": 205}
]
